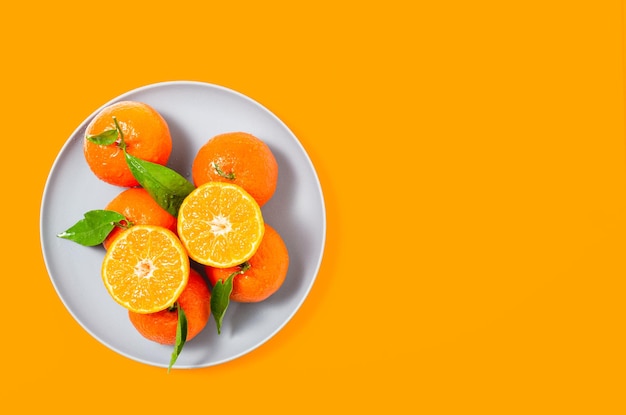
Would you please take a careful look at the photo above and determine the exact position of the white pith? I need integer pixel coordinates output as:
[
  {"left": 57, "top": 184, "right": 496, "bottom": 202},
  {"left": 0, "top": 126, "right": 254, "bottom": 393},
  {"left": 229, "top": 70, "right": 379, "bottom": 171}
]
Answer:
[
  {"left": 209, "top": 214, "right": 232, "bottom": 236},
  {"left": 134, "top": 259, "right": 156, "bottom": 279}
]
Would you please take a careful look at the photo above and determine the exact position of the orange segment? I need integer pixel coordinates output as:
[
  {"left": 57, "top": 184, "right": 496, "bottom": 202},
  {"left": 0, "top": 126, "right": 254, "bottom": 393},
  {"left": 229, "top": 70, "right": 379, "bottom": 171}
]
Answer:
[
  {"left": 102, "top": 225, "right": 190, "bottom": 314},
  {"left": 177, "top": 182, "right": 265, "bottom": 268}
]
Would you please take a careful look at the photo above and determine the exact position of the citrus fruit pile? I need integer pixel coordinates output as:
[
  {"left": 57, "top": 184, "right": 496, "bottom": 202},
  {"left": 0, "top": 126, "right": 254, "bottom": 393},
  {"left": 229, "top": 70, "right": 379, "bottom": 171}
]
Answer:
[{"left": 58, "top": 100, "right": 290, "bottom": 370}]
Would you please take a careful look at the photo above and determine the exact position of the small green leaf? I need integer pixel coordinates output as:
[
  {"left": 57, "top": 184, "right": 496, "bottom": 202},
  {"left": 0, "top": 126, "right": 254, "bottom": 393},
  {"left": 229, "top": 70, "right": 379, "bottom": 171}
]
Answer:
[
  {"left": 168, "top": 304, "right": 187, "bottom": 373},
  {"left": 211, "top": 275, "right": 234, "bottom": 335},
  {"left": 211, "top": 262, "right": 250, "bottom": 334},
  {"left": 57, "top": 210, "right": 126, "bottom": 246},
  {"left": 125, "top": 152, "right": 195, "bottom": 217},
  {"left": 86, "top": 129, "right": 119, "bottom": 146}
]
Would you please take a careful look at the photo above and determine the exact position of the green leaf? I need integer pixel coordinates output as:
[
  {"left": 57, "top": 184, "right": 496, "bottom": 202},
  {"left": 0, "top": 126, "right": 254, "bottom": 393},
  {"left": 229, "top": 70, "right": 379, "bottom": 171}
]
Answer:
[
  {"left": 211, "top": 275, "right": 234, "bottom": 335},
  {"left": 86, "top": 129, "right": 119, "bottom": 146},
  {"left": 168, "top": 304, "right": 187, "bottom": 373},
  {"left": 124, "top": 152, "right": 195, "bottom": 217},
  {"left": 57, "top": 210, "right": 126, "bottom": 246},
  {"left": 211, "top": 262, "right": 250, "bottom": 334}
]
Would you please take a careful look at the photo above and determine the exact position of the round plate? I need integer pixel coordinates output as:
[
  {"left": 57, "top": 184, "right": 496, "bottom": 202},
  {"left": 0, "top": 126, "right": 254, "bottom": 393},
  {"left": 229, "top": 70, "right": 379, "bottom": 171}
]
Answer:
[{"left": 40, "top": 81, "right": 326, "bottom": 368}]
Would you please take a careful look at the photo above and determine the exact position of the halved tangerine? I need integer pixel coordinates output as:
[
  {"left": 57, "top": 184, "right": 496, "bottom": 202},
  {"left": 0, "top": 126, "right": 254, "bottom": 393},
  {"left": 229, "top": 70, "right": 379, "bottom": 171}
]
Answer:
[
  {"left": 101, "top": 225, "right": 190, "bottom": 314},
  {"left": 177, "top": 182, "right": 265, "bottom": 268}
]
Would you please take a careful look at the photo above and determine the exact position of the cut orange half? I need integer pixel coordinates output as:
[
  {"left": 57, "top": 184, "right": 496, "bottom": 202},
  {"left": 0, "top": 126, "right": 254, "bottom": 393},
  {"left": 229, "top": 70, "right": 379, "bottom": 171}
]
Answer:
[
  {"left": 177, "top": 182, "right": 265, "bottom": 268},
  {"left": 101, "top": 225, "right": 190, "bottom": 314}
]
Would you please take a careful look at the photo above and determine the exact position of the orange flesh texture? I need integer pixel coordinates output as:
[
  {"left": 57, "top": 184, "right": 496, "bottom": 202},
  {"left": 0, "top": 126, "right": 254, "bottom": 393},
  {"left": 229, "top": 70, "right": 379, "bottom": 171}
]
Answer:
[
  {"left": 102, "top": 226, "right": 189, "bottom": 313},
  {"left": 178, "top": 182, "right": 264, "bottom": 268}
]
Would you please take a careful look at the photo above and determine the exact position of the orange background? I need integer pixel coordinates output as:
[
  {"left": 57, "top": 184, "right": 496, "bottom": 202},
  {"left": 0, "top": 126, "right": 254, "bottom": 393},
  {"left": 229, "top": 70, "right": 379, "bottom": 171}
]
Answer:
[{"left": 2, "top": 0, "right": 625, "bottom": 412}]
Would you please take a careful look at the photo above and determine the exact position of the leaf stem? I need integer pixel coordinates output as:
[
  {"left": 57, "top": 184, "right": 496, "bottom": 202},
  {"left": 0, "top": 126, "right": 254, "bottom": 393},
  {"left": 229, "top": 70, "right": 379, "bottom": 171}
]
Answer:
[
  {"left": 238, "top": 261, "right": 251, "bottom": 274},
  {"left": 112, "top": 116, "right": 126, "bottom": 151},
  {"left": 114, "top": 219, "right": 133, "bottom": 229},
  {"left": 212, "top": 162, "right": 235, "bottom": 180}
]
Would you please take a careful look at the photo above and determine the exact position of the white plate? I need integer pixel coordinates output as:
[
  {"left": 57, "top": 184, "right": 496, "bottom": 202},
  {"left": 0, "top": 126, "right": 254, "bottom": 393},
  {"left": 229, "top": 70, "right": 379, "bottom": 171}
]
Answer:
[{"left": 40, "top": 81, "right": 326, "bottom": 369}]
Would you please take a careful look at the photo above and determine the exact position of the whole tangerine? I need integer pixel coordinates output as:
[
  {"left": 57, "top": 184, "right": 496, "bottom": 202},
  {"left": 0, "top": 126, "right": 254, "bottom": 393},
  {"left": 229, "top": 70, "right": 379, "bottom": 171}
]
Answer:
[
  {"left": 102, "top": 225, "right": 190, "bottom": 314},
  {"left": 205, "top": 224, "right": 289, "bottom": 302},
  {"left": 128, "top": 268, "right": 211, "bottom": 345},
  {"left": 102, "top": 188, "right": 177, "bottom": 250},
  {"left": 84, "top": 100, "right": 172, "bottom": 187},
  {"left": 191, "top": 132, "right": 278, "bottom": 207},
  {"left": 177, "top": 181, "right": 265, "bottom": 268}
]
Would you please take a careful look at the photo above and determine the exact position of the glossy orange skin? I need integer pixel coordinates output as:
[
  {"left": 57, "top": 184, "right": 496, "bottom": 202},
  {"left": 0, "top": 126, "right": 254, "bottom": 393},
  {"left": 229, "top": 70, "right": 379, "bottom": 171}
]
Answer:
[
  {"left": 84, "top": 100, "right": 172, "bottom": 187},
  {"left": 102, "top": 188, "right": 177, "bottom": 250},
  {"left": 205, "top": 224, "right": 289, "bottom": 302},
  {"left": 191, "top": 132, "right": 278, "bottom": 207},
  {"left": 128, "top": 269, "right": 211, "bottom": 345}
]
